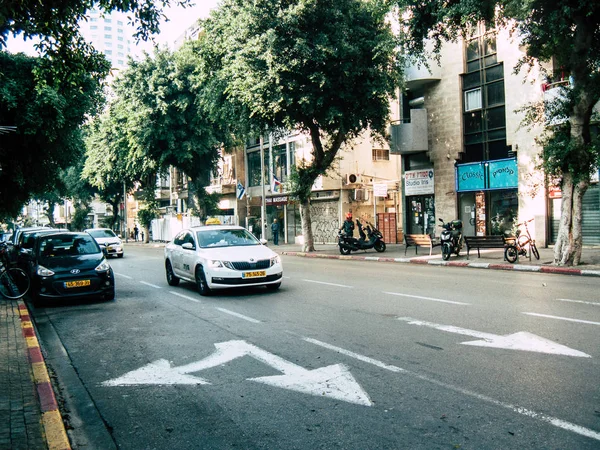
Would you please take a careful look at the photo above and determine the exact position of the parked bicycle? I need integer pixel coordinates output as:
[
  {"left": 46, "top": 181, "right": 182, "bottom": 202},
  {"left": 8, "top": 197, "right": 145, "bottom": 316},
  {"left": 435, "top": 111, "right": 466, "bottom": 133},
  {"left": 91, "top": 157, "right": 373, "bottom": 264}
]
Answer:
[
  {"left": 0, "top": 242, "right": 31, "bottom": 299},
  {"left": 504, "top": 219, "right": 540, "bottom": 263}
]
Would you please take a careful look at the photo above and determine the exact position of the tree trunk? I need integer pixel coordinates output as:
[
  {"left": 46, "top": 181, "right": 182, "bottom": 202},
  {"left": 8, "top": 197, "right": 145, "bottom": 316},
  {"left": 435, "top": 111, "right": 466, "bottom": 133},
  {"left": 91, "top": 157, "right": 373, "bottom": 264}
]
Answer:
[
  {"left": 553, "top": 170, "right": 589, "bottom": 266},
  {"left": 300, "top": 199, "right": 315, "bottom": 252}
]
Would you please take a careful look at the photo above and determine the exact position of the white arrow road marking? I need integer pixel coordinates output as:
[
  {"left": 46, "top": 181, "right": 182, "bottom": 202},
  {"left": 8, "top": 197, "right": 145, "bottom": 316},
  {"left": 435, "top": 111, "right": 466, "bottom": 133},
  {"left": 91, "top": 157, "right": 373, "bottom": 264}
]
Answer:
[
  {"left": 397, "top": 317, "right": 591, "bottom": 358},
  {"left": 102, "top": 340, "right": 372, "bottom": 406},
  {"left": 524, "top": 312, "right": 600, "bottom": 326},
  {"left": 383, "top": 292, "right": 470, "bottom": 305}
]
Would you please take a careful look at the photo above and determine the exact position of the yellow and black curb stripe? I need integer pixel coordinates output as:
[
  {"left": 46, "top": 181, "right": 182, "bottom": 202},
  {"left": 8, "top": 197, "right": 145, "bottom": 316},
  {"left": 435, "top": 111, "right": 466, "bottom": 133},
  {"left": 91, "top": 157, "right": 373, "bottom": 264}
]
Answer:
[{"left": 18, "top": 301, "right": 71, "bottom": 450}]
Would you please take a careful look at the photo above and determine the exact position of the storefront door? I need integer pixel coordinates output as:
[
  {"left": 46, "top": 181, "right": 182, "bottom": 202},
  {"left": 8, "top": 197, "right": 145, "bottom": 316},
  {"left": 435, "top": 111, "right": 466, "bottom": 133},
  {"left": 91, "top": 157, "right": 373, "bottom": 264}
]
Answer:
[{"left": 406, "top": 195, "right": 435, "bottom": 236}]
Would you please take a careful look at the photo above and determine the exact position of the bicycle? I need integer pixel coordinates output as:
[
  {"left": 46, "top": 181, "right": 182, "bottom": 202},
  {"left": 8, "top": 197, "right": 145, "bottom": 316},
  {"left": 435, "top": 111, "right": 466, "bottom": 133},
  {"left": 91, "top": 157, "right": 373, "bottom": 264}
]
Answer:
[
  {"left": 0, "top": 242, "right": 31, "bottom": 299},
  {"left": 504, "top": 219, "right": 540, "bottom": 263}
]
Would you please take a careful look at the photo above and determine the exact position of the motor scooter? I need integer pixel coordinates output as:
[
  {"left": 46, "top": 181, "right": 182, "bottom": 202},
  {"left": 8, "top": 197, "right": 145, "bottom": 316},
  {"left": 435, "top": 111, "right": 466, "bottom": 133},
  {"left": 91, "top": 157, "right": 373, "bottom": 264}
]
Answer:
[
  {"left": 438, "top": 218, "right": 463, "bottom": 260},
  {"left": 338, "top": 219, "right": 386, "bottom": 255}
]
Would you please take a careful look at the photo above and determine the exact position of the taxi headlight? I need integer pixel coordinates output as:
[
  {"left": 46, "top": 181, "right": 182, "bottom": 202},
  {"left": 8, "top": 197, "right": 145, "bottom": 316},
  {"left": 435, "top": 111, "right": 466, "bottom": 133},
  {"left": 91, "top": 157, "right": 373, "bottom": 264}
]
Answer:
[
  {"left": 207, "top": 260, "right": 223, "bottom": 268},
  {"left": 37, "top": 265, "right": 55, "bottom": 277},
  {"left": 270, "top": 255, "right": 281, "bottom": 267},
  {"left": 95, "top": 259, "right": 111, "bottom": 272},
  {"left": 223, "top": 261, "right": 235, "bottom": 270}
]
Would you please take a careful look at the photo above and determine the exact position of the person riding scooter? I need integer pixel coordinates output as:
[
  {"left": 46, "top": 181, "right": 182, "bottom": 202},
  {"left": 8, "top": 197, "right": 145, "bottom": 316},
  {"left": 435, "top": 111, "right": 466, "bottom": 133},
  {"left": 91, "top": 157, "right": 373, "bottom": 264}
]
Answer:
[{"left": 340, "top": 212, "right": 355, "bottom": 237}]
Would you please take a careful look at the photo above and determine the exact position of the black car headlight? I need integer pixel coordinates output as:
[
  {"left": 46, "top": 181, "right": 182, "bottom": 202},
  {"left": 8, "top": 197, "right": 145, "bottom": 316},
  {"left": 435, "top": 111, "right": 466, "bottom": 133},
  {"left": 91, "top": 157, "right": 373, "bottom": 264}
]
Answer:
[
  {"left": 95, "top": 259, "right": 111, "bottom": 272},
  {"left": 37, "top": 265, "right": 55, "bottom": 277}
]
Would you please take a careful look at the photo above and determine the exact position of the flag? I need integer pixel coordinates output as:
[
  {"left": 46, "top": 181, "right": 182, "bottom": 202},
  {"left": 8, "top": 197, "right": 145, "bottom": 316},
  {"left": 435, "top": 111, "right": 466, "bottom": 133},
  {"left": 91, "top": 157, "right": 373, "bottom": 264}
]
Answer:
[
  {"left": 236, "top": 180, "right": 246, "bottom": 200},
  {"left": 271, "top": 174, "right": 282, "bottom": 193}
]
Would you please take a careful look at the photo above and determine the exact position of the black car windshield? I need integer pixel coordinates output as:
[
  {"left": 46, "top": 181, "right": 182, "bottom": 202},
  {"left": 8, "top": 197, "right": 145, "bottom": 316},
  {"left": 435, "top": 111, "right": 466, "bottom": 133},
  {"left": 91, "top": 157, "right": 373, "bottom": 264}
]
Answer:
[
  {"left": 88, "top": 229, "right": 117, "bottom": 239},
  {"left": 38, "top": 235, "right": 100, "bottom": 258},
  {"left": 196, "top": 229, "right": 260, "bottom": 248}
]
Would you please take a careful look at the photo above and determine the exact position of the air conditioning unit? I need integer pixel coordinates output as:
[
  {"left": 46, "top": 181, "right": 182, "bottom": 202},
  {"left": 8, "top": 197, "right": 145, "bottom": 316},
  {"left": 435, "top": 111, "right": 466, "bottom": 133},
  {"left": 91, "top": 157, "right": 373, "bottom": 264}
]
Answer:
[
  {"left": 354, "top": 189, "right": 370, "bottom": 202},
  {"left": 346, "top": 173, "right": 361, "bottom": 184}
]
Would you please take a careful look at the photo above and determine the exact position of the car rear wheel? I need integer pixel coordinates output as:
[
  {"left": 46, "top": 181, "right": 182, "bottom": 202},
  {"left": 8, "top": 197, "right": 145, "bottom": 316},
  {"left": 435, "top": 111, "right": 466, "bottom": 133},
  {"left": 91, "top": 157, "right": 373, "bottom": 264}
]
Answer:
[
  {"left": 166, "top": 260, "right": 180, "bottom": 286},
  {"left": 195, "top": 267, "right": 211, "bottom": 296}
]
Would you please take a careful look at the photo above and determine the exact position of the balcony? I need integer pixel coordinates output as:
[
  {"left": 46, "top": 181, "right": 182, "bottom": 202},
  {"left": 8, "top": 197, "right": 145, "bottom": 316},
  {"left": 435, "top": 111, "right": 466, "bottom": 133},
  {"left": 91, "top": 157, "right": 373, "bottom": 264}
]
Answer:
[
  {"left": 389, "top": 109, "right": 428, "bottom": 154},
  {"left": 404, "top": 62, "right": 442, "bottom": 90}
]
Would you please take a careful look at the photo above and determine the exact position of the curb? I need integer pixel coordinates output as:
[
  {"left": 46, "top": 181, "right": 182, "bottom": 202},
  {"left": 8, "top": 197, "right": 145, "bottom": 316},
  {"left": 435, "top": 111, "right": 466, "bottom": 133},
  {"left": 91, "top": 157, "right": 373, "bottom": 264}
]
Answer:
[
  {"left": 280, "top": 251, "right": 600, "bottom": 278},
  {"left": 18, "top": 300, "right": 71, "bottom": 450}
]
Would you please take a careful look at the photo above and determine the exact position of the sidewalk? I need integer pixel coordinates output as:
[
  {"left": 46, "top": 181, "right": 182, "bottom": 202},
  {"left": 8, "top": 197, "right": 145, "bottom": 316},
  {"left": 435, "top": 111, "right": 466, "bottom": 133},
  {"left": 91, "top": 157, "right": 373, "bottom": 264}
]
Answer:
[
  {"left": 0, "top": 299, "right": 70, "bottom": 450},
  {"left": 273, "top": 241, "right": 600, "bottom": 277}
]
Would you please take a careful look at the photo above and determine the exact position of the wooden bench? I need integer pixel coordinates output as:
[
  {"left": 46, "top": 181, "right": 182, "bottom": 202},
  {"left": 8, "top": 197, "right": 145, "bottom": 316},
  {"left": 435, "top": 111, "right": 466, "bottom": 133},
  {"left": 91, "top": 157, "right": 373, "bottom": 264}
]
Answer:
[
  {"left": 404, "top": 234, "right": 439, "bottom": 256},
  {"left": 464, "top": 235, "right": 507, "bottom": 259}
]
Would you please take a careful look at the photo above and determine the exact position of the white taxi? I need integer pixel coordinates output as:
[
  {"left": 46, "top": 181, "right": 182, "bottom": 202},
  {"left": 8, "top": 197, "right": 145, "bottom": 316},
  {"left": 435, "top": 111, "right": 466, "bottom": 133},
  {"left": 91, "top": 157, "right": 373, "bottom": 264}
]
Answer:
[{"left": 164, "top": 225, "right": 282, "bottom": 295}]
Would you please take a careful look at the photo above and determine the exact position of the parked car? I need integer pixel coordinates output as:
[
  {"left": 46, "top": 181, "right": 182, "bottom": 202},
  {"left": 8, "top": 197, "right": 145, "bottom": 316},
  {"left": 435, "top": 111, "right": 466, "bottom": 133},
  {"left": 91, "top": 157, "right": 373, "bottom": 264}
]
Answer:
[
  {"left": 22, "top": 231, "right": 115, "bottom": 304},
  {"left": 8, "top": 227, "right": 58, "bottom": 264},
  {"left": 164, "top": 225, "right": 283, "bottom": 295},
  {"left": 85, "top": 228, "right": 124, "bottom": 258}
]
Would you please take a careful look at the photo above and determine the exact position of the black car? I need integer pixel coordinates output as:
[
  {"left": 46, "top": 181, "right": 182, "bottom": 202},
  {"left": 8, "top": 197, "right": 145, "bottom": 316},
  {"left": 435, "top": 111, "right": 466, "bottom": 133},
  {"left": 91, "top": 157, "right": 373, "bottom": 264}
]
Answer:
[{"left": 24, "top": 232, "right": 115, "bottom": 304}]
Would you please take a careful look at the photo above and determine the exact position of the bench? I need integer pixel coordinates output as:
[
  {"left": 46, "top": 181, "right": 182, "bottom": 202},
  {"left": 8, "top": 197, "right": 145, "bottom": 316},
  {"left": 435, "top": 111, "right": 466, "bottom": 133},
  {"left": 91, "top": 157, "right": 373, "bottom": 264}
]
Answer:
[
  {"left": 464, "top": 235, "right": 507, "bottom": 259},
  {"left": 404, "top": 234, "right": 440, "bottom": 256}
]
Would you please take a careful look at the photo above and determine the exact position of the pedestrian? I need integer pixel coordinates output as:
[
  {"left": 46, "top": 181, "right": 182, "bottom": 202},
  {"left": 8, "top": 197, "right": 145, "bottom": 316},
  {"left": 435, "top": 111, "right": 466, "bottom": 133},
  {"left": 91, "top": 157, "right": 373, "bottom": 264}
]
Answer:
[
  {"left": 133, "top": 225, "right": 139, "bottom": 242},
  {"left": 271, "top": 218, "right": 280, "bottom": 245},
  {"left": 141, "top": 231, "right": 144, "bottom": 242},
  {"left": 339, "top": 212, "right": 355, "bottom": 237}
]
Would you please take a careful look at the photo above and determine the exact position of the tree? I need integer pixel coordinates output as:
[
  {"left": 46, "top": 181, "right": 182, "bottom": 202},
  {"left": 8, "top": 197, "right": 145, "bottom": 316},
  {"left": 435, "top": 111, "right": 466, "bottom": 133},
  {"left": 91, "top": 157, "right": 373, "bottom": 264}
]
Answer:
[
  {"left": 0, "top": 51, "right": 105, "bottom": 220},
  {"left": 201, "top": 0, "right": 402, "bottom": 251},
  {"left": 84, "top": 46, "right": 234, "bottom": 221},
  {"left": 1, "top": 0, "right": 193, "bottom": 221},
  {"left": 392, "top": 0, "right": 600, "bottom": 265}
]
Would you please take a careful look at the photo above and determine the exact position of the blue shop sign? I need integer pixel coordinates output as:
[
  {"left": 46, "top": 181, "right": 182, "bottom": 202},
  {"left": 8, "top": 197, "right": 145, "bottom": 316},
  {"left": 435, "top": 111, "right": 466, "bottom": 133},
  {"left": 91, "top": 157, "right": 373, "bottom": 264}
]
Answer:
[
  {"left": 488, "top": 158, "right": 518, "bottom": 189},
  {"left": 456, "top": 158, "right": 518, "bottom": 192},
  {"left": 456, "top": 162, "right": 485, "bottom": 191}
]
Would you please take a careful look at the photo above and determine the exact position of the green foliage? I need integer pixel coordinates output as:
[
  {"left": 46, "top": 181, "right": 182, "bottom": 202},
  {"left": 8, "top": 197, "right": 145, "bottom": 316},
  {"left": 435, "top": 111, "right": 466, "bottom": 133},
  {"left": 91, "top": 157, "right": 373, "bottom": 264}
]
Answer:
[
  {"left": 201, "top": 0, "right": 402, "bottom": 202},
  {"left": 0, "top": 52, "right": 104, "bottom": 219},
  {"left": 70, "top": 202, "right": 92, "bottom": 231},
  {"left": 137, "top": 204, "right": 159, "bottom": 231}
]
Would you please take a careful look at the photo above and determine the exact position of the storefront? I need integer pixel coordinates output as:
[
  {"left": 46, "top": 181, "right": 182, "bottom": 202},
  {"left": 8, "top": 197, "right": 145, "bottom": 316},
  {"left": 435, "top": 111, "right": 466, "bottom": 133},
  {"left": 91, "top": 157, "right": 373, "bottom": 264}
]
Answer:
[
  {"left": 404, "top": 168, "right": 436, "bottom": 236},
  {"left": 456, "top": 158, "right": 518, "bottom": 237}
]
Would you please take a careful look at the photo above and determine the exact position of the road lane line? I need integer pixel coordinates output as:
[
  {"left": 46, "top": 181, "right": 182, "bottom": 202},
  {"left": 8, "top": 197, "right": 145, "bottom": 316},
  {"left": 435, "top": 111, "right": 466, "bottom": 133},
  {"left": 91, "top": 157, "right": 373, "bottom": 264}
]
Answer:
[
  {"left": 140, "top": 281, "right": 162, "bottom": 289},
  {"left": 303, "top": 337, "right": 600, "bottom": 442},
  {"left": 303, "top": 279, "right": 352, "bottom": 288},
  {"left": 169, "top": 291, "right": 201, "bottom": 303},
  {"left": 114, "top": 272, "right": 133, "bottom": 279},
  {"left": 557, "top": 298, "right": 600, "bottom": 307},
  {"left": 216, "top": 308, "right": 261, "bottom": 323},
  {"left": 523, "top": 312, "right": 600, "bottom": 326},
  {"left": 383, "top": 292, "right": 470, "bottom": 305},
  {"left": 303, "top": 338, "right": 405, "bottom": 373}
]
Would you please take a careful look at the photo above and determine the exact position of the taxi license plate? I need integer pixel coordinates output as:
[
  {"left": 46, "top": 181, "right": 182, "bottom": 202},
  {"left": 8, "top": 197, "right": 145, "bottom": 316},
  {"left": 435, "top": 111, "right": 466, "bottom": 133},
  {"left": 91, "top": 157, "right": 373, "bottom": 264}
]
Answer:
[
  {"left": 65, "top": 280, "right": 91, "bottom": 288},
  {"left": 242, "top": 270, "right": 266, "bottom": 279}
]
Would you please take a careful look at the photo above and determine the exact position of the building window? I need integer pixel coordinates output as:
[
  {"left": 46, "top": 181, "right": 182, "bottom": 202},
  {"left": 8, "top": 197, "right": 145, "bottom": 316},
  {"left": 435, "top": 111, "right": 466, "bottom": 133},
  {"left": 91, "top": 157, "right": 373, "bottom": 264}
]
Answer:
[
  {"left": 117, "top": 60, "right": 124, "bottom": 65},
  {"left": 105, "top": 42, "right": 112, "bottom": 47},
  {"left": 117, "top": 20, "right": 123, "bottom": 26},
  {"left": 104, "top": 34, "right": 112, "bottom": 39},
  {"left": 372, "top": 149, "right": 390, "bottom": 161},
  {"left": 118, "top": 28, "right": 123, "bottom": 34},
  {"left": 117, "top": 36, "right": 123, "bottom": 41},
  {"left": 118, "top": 52, "right": 124, "bottom": 57},
  {"left": 272, "top": 144, "right": 287, "bottom": 183},
  {"left": 90, "top": 25, "right": 98, "bottom": 30},
  {"left": 104, "top": 18, "right": 112, "bottom": 23},
  {"left": 461, "top": 25, "right": 507, "bottom": 163},
  {"left": 247, "top": 151, "right": 266, "bottom": 187},
  {"left": 104, "top": 26, "right": 112, "bottom": 31},
  {"left": 118, "top": 44, "right": 124, "bottom": 49},
  {"left": 464, "top": 88, "right": 482, "bottom": 111},
  {"left": 105, "top": 50, "right": 112, "bottom": 55}
]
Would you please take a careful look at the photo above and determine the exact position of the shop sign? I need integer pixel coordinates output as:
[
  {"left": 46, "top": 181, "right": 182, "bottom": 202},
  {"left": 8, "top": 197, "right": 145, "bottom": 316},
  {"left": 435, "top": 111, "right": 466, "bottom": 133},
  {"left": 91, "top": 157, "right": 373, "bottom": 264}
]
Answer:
[
  {"left": 373, "top": 183, "right": 388, "bottom": 197},
  {"left": 266, "top": 195, "right": 289, "bottom": 206},
  {"left": 456, "top": 158, "right": 518, "bottom": 192},
  {"left": 456, "top": 163, "right": 485, "bottom": 191},
  {"left": 405, "top": 169, "right": 434, "bottom": 195},
  {"left": 488, "top": 159, "right": 518, "bottom": 189}
]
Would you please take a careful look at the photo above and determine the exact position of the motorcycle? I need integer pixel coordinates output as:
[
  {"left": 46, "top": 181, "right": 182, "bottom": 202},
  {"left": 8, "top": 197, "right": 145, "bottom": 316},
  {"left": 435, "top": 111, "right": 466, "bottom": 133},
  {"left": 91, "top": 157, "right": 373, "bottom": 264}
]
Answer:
[
  {"left": 338, "top": 219, "right": 386, "bottom": 255},
  {"left": 438, "top": 218, "right": 463, "bottom": 261}
]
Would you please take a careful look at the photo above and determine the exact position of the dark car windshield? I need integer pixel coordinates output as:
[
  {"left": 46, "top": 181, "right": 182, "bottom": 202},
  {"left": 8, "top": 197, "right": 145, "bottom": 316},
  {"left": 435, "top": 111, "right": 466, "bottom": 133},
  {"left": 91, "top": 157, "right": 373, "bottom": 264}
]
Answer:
[
  {"left": 87, "top": 229, "right": 117, "bottom": 239},
  {"left": 196, "top": 229, "right": 260, "bottom": 248},
  {"left": 37, "top": 235, "right": 100, "bottom": 258}
]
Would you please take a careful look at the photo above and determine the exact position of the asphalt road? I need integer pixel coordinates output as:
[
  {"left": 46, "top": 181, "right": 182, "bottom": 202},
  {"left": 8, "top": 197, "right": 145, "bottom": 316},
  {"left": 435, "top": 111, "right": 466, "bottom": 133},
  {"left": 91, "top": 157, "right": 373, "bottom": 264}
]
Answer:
[{"left": 30, "top": 245, "right": 600, "bottom": 449}]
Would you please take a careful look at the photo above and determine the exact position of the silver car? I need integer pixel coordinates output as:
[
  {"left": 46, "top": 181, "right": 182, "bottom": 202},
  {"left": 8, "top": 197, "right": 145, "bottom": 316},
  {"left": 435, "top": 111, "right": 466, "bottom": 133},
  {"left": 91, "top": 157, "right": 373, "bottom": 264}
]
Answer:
[{"left": 85, "top": 228, "right": 124, "bottom": 258}]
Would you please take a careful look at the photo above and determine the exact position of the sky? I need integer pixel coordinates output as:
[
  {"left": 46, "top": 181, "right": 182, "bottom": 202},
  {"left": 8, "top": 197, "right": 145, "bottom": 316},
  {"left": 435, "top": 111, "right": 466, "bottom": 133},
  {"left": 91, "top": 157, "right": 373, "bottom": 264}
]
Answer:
[{"left": 5, "top": 0, "right": 221, "bottom": 55}]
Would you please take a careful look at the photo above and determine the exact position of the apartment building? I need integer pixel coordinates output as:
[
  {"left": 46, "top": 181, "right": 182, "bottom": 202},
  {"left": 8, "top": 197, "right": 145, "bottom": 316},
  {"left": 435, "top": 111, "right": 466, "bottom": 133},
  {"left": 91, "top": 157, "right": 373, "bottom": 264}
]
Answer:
[{"left": 391, "top": 23, "right": 600, "bottom": 246}]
